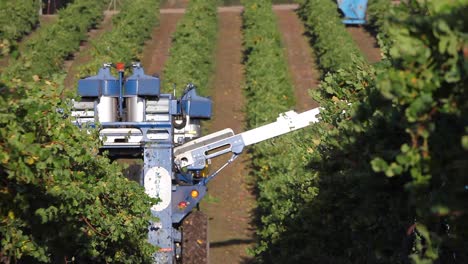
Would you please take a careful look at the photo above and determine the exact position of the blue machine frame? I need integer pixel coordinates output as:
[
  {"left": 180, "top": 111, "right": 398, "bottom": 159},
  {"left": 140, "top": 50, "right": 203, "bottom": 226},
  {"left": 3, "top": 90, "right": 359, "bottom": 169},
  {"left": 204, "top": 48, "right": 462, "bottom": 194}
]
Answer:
[
  {"left": 73, "top": 63, "right": 322, "bottom": 263},
  {"left": 338, "top": 0, "right": 368, "bottom": 25},
  {"left": 74, "top": 63, "right": 212, "bottom": 263}
]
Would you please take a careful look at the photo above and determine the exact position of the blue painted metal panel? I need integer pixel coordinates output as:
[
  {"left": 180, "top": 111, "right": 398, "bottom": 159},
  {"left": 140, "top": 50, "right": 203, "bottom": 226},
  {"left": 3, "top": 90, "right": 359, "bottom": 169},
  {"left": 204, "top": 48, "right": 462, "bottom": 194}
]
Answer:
[
  {"left": 181, "top": 89, "right": 212, "bottom": 118},
  {"left": 125, "top": 66, "right": 160, "bottom": 96},
  {"left": 144, "top": 128, "right": 175, "bottom": 262},
  {"left": 145, "top": 146, "right": 174, "bottom": 263},
  {"left": 171, "top": 185, "right": 207, "bottom": 223},
  {"left": 342, "top": 19, "right": 367, "bottom": 24},
  {"left": 337, "top": 0, "right": 368, "bottom": 24},
  {"left": 78, "top": 67, "right": 120, "bottom": 97},
  {"left": 74, "top": 65, "right": 216, "bottom": 263}
]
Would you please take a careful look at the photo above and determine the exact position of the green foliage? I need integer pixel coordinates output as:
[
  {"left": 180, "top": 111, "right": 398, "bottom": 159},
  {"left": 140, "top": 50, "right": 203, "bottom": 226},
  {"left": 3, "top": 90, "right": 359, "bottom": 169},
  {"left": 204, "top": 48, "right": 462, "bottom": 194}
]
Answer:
[
  {"left": 1, "top": 0, "right": 107, "bottom": 81},
  {"left": 78, "top": 0, "right": 160, "bottom": 79},
  {"left": 242, "top": 0, "right": 317, "bottom": 261},
  {"left": 0, "top": 78, "right": 156, "bottom": 263},
  {"left": 163, "top": 0, "right": 218, "bottom": 95},
  {"left": 0, "top": 0, "right": 162, "bottom": 262},
  {"left": 0, "top": 0, "right": 40, "bottom": 56},
  {"left": 297, "top": 0, "right": 365, "bottom": 72},
  {"left": 243, "top": 0, "right": 295, "bottom": 125},
  {"left": 367, "top": 0, "right": 391, "bottom": 31},
  {"left": 291, "top": 61, "right": 412, "bottom": 263},
  {"left": 254, "top": 0, "right": 468, "bottom": 263},
  {"left": 367, "top": 0, "right": 392, "bottom": 56},
  {"left": 373, "top": 1, "right": 468, "bottom": 262}
]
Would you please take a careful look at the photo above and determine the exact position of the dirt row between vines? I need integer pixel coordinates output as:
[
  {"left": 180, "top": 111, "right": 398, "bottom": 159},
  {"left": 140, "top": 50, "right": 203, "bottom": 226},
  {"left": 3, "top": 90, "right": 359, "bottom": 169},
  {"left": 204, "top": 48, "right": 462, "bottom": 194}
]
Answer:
[
  {"left": 199, "top": 11, "right": 254, "bottom": 264},
  {"left": 347, "top": 26, "right": 382, "bottom": 64},
  {"left": 274, "top": 8, "right": 320, "bottom": 111}
]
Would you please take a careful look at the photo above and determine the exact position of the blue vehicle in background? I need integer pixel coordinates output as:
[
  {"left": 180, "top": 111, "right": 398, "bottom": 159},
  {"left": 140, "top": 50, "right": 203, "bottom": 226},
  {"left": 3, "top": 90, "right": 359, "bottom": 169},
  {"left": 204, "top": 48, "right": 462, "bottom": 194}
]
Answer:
[{"left": 338, "top": 0, "right": 368, "bottom": 24}]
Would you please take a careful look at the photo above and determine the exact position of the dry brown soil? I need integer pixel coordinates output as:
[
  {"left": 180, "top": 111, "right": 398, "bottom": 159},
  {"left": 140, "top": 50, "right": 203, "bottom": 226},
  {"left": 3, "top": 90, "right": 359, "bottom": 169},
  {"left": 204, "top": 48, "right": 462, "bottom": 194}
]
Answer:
[
  {"left": 199, "top": 10, "right": 255, "bottom": 264},
  {"left": 274, "top": 7, "right": 320, "bottom": 111},
  {"left": 139, "top": 0, "right": 190, "bottom": 77},
  {"left": 347, "top": 26, "right": 382, "bottom": 63},
  {"left": 140, "top": 12, "right": 184, "bottom": 78}
]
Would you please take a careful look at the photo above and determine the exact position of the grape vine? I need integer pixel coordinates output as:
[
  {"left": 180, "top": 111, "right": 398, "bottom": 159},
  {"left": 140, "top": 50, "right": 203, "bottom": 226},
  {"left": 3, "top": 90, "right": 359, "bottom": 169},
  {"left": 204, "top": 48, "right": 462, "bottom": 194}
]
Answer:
[{"left": 163, "top": 0, "right": 218, "bottom": 95}]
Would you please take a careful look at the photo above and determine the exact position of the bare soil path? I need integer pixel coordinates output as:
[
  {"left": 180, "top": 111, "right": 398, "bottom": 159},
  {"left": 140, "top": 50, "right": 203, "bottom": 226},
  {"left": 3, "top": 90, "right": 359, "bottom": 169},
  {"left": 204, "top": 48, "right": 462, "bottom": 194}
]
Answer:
[
  {"left": 199, "top": 11, "right": 256, "bottom": 264},
  {"left": 140, "top": 12, "right": 184, "bottom": 79},
  {"left": 274, "top": 7, "right": 320, "bottom": 111},
  {"left": 139, "top": 0, "right": 190, "bottom": 78},
  {"left": 347, "top": 26, "right": 381, "bottom": 63},
  {"left": 63, "top": 11, "right": 116, "bottom": 89}
]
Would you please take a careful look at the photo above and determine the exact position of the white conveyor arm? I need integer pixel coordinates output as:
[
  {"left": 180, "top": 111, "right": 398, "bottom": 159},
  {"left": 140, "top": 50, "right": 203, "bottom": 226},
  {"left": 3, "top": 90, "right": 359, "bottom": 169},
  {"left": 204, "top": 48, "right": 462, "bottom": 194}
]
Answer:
[{"left": 173, "top": 107, "right": 321, "bottom": 171}]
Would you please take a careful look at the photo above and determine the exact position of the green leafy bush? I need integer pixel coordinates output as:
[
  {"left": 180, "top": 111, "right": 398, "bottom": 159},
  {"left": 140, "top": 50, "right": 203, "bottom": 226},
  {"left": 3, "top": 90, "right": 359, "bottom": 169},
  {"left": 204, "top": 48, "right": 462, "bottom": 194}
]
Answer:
[
  {"left": 298, "top": 0, "right": 365, "bottom": 72},
  {"left": 0, "top": 0, "right": 40, "bottom": 56},
  {"left": 78, "top": 0, "right": 160, "bottom": 79},
  {"left": 254, "top": 0, "right": 468, "bottom": 263},
  {"left": 0, "top": 78, "right": 156, "bottom": 263},
  {"left": 367, "top": 0, "right": 391, "bottom": 31},
  {"left": 1, "top": 0, "right": 107, "bottom": 81},
  {"left": 371, "top": 1, "right": 468, "bottom": 262},
  {"left": 0, "top": 0, "right": 163, "bottom": 262},
  {"left": 242, "top": 0, "right": 319, "bottom": 262},
  {"left": 243, "top": 0, "right": 295, "bottom": 125},
  {"left": 163, "top": 0, "right": 218, "bottom": 95},
  {"left": 367, "top": 0, "right": 394, "bottom": 57}
]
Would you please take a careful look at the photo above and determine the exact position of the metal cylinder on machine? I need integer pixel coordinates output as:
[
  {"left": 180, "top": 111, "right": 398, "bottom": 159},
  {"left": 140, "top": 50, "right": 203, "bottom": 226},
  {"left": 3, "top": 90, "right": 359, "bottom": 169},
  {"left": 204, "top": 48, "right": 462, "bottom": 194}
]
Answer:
[
  {"left": 126, "top": 97, "right": 145, "bottom": 122},
  {"left": 97, "top": 96, "right": 117, "bottom": 122}
]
